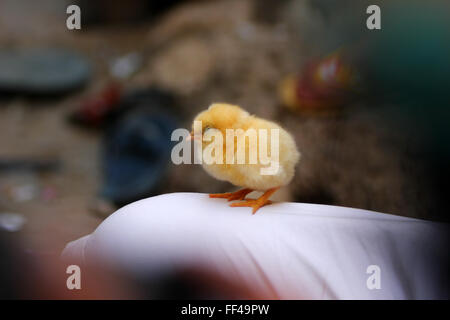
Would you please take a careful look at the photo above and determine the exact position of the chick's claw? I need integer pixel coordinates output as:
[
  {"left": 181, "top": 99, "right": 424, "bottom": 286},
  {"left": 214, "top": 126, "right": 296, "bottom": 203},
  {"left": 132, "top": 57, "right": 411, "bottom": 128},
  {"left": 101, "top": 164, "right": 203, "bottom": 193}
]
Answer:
[
  {"left": 209, "top": 188, "right": 252, "bottom": 201},
  {"left": 230, "top": 199, "right": 273, "bottom": 214},
  {"left": 229, "top": 187, "right": 279, "bottom": 214}
]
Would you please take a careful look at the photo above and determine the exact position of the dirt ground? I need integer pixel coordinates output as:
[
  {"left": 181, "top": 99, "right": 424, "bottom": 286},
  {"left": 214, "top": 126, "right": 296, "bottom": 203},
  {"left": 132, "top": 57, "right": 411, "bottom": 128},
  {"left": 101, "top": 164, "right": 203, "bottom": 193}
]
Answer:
[{"left": 0, "top": 0, "right": 439, "bottom": 256}]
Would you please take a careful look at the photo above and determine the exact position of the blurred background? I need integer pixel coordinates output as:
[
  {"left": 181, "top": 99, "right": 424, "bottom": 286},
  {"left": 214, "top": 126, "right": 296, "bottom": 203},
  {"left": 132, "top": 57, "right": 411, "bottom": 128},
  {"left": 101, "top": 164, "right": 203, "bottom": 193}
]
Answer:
[{"left": 0, "top": 0, "right": 449, "bottom": 295}]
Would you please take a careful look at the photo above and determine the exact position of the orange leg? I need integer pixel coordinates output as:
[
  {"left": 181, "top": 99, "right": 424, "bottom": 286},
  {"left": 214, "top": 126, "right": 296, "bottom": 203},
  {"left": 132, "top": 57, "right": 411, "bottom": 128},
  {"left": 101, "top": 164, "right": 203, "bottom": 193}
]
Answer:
[
  {"left": 209, "top": 188, "right": 253, "bottom": 201},
  {"left": 230, "top": 187, "right": 279, "bottom": 214}
]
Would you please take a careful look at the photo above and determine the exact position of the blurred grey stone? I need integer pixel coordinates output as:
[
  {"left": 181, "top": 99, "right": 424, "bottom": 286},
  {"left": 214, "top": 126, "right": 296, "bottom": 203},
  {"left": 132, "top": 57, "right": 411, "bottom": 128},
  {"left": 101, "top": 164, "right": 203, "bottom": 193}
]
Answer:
[{"left": 0, "top": 48, "right": 90, "bottom": 94}]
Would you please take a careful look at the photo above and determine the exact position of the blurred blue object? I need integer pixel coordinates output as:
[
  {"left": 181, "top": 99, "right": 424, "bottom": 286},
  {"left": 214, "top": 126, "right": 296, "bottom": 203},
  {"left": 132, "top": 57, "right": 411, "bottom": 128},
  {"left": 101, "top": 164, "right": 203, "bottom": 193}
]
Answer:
[
  {"left": 100, "top": 89, "right": 179, "bottom": 205},
  {"left": 0, "top": 48, "right": 90, "bottom": 95}
]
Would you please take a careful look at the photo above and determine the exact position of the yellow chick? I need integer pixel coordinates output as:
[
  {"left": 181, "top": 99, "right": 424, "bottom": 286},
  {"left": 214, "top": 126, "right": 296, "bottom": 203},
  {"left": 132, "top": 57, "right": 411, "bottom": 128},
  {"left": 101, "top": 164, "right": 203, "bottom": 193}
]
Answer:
[{"left": 189, "top": 103, "right": 300, "bottom": 213}]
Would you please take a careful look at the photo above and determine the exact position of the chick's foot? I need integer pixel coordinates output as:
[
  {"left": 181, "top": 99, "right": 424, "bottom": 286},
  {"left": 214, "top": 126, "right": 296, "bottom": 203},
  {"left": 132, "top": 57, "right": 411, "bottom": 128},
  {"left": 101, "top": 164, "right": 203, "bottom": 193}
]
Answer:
[
  {"left": 209, "top": 188, "right": 253, "bottom": 201},
  {"left": 230, "top": 188, "right": 279, "bottom": 214}
]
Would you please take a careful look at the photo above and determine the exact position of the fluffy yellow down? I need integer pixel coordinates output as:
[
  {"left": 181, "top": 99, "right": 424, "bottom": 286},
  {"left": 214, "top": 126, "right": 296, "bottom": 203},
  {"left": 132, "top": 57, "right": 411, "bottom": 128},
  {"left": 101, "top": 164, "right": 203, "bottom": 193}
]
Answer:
[{"left": 192, "top": 103, "right": 300, "bottom": 191}]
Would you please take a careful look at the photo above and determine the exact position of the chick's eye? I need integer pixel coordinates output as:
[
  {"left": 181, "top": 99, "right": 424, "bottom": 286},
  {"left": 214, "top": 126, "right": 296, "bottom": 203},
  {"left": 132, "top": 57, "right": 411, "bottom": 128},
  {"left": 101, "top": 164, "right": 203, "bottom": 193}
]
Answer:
[{"left": 204, "top": 126, "right": 212, "bottom": 132}]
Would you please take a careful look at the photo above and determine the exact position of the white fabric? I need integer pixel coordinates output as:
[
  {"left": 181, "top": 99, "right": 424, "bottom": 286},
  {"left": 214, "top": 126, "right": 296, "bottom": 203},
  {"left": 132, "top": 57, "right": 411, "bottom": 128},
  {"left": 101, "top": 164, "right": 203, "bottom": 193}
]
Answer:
[{"left": 62, "top": 193, "right": 449, "bottom": 299}]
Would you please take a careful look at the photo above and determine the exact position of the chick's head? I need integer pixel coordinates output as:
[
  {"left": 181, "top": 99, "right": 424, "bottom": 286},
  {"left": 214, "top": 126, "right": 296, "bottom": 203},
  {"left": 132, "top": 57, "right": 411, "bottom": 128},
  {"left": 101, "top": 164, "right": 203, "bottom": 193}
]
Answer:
[{"left": 191, "top": 103, "right": 250, "bottom": 147}]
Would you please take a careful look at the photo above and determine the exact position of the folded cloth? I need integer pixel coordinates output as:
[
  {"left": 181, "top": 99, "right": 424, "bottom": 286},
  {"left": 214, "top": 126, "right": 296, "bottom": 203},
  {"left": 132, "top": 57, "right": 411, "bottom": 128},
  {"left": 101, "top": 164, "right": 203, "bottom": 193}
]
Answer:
[{"left": 62, "top": 193, "right": 449, "bottom": 299}]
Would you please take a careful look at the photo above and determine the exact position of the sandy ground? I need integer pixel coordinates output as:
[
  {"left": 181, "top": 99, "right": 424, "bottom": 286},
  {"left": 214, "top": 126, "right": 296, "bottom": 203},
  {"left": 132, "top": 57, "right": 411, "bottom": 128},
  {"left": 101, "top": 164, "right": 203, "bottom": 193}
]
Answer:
[{"left": 0, "top": 0, "right": 439, "bottom": 256}]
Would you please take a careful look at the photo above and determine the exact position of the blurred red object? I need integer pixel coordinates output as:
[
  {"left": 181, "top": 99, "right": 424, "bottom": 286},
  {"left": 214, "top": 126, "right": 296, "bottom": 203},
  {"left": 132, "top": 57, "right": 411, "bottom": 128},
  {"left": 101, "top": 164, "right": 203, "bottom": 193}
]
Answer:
[
  {"left": 280, "top": 51, "right": 359, "bottom": 115},
  {"left": 70, "top": 83, "right": 122, "bottom": 127}
]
